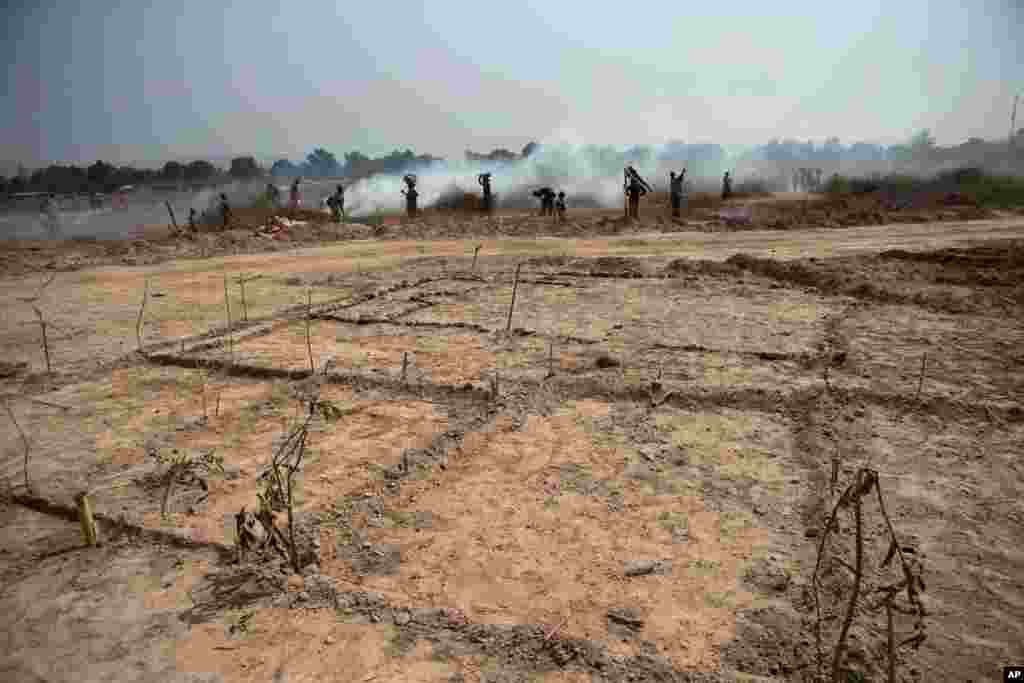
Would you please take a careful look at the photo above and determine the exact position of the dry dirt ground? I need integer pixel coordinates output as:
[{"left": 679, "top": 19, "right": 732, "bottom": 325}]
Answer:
[{"left": 1, "top": 206, "right": 1022, "bottom": 682}]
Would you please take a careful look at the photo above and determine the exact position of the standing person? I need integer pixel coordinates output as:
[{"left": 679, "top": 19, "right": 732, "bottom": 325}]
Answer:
[
  {"left": 402, "top": 175, "right": 419, "bottom": 218},
  {"left": 266, "top": 183, "right": 281, "bottom": 209},
  {"left": 625, "top": 173, "right": 647, "bottom": 220},
  {"left": 813, "top": 168, "right": 823, "bottom": 192},
  {"left": 219, "top": 193, "right": 232, "bottom": 229},
  {"left": 669, "top": 169, "right": 686, "bottom": 218},
  {"left": 721, "top": 171, "right": 733, "bottom": 200},
  {"left": 478, "top": 173, "right": 493, "bottom": 213},
  {"left": 554, "top": 191, "right": 567, "bottom": 222},
  {"left": 289, "top": 178, "right": 301, "bottom": 211},
  {"left": 327, "top": 184, "right": 345, "bottom": 222},
  {"left": 532, "top": 187, "right": 555, "bottom": 216}
]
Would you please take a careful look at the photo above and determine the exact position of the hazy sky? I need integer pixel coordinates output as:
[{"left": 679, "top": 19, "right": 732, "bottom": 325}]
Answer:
[{"left": 2, "top": 0, "right": 1022, "bottom": 167}]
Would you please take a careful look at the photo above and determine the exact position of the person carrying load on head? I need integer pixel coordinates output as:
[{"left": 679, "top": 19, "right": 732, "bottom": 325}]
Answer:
[
  {"left": 669, "top": 168, "right": 687, "bottom": 218},
  {"left": 624, "top": 166, "right": 650, "bottom": 220},
  {"left": 533, "top": 187, "right": 556, "bottom": 216},
  {"left": 478, "top": 172, "right": 493, "bottom": 213},
  {"left": 402, "top": 174, "right": 419, "bottom": 218}
]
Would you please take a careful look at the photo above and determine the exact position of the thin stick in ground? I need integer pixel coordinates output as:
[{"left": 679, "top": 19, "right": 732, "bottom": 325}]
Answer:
[
  {"left": 472, "top": 244, "right": 482, "bottom": 272},
  {"left": 31, "top": 305, "right": 52, "bottom": 374},
  {"left": 223, "top": 274, "right": 234, "bottom": 364},
  {"left": 831, "top": 477, "right": 866, "bottom": 682},
  {"left": 914, "top": 352, "right": 927, "bottom": 402},
  {"left": 236, "top": 274, "right": 260, "bottom": 322},
  {"left": 305, "top": 288, "right": 315, "bottom": 374},
  {"left": 505, "top": 263, "right": 522, "bottom": 332},
  {"left": 135, "top": 278, "right": 150, "bottom": 355},
  {"left": 2, "top": 400, "right": 31, "bottom": 492}
]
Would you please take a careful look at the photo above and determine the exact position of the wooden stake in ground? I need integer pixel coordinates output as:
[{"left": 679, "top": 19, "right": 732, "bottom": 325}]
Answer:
[
  {"left": 223, "top": 274, "right": 234, "bottom": 364},
  {"left": 401, "top": 351, "right": 409, "bottom": 384},
  {"left": 547, "top": 338, "right": 555, "bottom": 378},
  {"left": 30, "top": 305, "right": 52, "bottom": 374},
  {"left": 165, "top": 200, "right": 179, "bottom": 231},
  {"left": 304, "top": 288, "right": 315, "bottom": 374},
  {"left": 472, "top": 244, "right": 482, "bottom": 272},
  {"left": 135, "top": 278, "right": 149, "bottom": 356},
  {"left": 75, "top": 491, "right": 99, "bottom": 547},
  {"left": 505, "top": 263, "right": 522, "bottom": 332},
  {"left": 236, "top": 274, "right": 260, "bottom": 322}
]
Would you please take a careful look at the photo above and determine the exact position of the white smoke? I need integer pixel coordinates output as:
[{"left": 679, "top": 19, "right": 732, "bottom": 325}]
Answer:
[{"left": 340, "top": 130, "right": 699, "bottom": 217}]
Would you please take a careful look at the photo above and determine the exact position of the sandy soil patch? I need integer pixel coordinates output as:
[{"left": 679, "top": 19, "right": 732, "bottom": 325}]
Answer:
[{"left": 323, "top": 401, "right": 771, "bottom": 671}]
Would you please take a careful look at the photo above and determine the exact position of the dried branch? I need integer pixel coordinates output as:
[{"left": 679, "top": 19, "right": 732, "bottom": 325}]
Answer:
[
  {"left": 505, "top": 263, "right": 522, "bottom": 333},
  {"left": 223, "top": 274, "right": 234, "bottom": 364},
  {"left": 135, "top": 278, "right": 150, "bottom": 356},
  {"left": 236, "top": 274, "right": 261, "bottom": 322},
  {"left": 831, "top": 470, "right": 871, "bottom": 682},
  {"left": 2, "top": 400, "right": 31, "bottom": 492},
  {"left": 305, "top": 288, "right": 315, "bottom": 374},
  {"left": 472, "top": 244, "right": 482, "bottom": 272},
  {"left": 31, "top": 305, "right": 52, "bottom": 374}
]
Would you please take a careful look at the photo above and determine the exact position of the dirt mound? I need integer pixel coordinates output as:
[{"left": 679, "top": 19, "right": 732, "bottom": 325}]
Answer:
[
  {"left": 585, "top": 256, "right": 651, "bottom": 277},
  {"left": 664, "top": 240, "right": 1024, "bottom": 312}
]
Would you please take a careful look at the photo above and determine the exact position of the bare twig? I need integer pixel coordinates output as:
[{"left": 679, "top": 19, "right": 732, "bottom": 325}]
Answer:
[
  {"left": 2, "top": 400, "right": 31, "bottom": 492},
  {"left": 472, "top": 244, "right": 482, "bottom": 272},
  {"left": 831, "top": 475, "right": 866, "bottom": 683},
  {"left": 17, "top": 272, "right": 57, "bottom": 304},
  {"left": 402, "top": 351, "right": 409, "bottom": 384},
  {"left": 223, "top": 274, "right": 234, "bottom": 364},
  {"left": 236, "top": 274, "right": 260, "bottom": 322},
  {"left": 135, "top": 278, "right": 149, "bottom": 356},
  {"left": 305, "top": 288, "right": 315, "bottom": 374},
  {"left": 547, "top": 337, "right": 555, "bottom": 378},
  {"left": 505, "top": 263, "right": 522, "bottom": 333},
  {"left": 198, "top": 366, "right": 209, "bottom": 421},
  {"left": 31, "top": 305, "right": 52, "bottom": 374},
  {"left": 238, "top": 276, "right": 249, "bottom": 322},
  {"left": 165, "top": 200, "right": 178, "bottom": 230},
  {"left": 914, "top": 352, "right": 927, "bottom": 402}
]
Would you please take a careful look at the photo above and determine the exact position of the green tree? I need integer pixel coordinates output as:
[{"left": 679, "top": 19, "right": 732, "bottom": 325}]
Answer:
[
  {"left": 229, "top": 156, "right": 262, "bottom": 178},
  {"left": 162, "top": 161, "right": 185, "bottom": 180},
  {"left": 184, "top": 160, "right": 217, "bottom": 181},
  {"left": 305, "top": 148, "right": 341, "bottom": 177},
  {"left": 87, "top": 160, "right": 115, "bottom": 187},
  {"left": 270, "top": 159, "right": 298, "bottom": 176}
]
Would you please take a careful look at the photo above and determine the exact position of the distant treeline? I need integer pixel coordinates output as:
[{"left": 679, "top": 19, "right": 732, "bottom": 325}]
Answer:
[
  {"left": 6, "top": 130, "right": 1022, "bottom": 197},
  {"left": 1, "top": 157, "right": 262, "bottom": 197}
]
